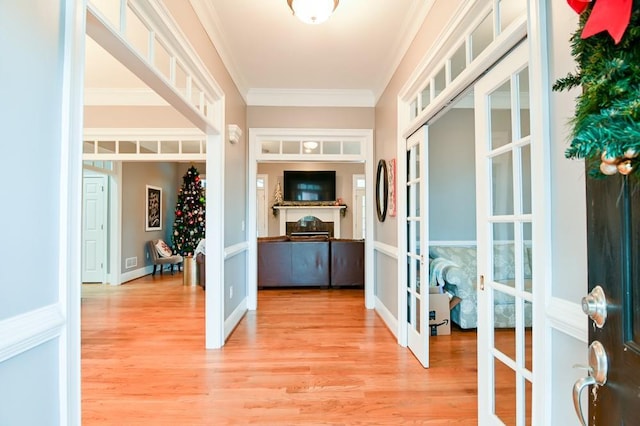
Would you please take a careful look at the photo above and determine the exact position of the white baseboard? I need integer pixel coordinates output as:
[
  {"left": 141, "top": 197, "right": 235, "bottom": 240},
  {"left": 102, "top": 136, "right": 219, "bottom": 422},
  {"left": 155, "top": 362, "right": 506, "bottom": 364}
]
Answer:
[
  {"left": 225, "top": 298, "right": 247, "bottom": 340},
  {"left": 119, "top": 265, "right": 155, "bottom": 284},
  {"left": 374, "top": 296, "right": 399, "bottom": 340}
]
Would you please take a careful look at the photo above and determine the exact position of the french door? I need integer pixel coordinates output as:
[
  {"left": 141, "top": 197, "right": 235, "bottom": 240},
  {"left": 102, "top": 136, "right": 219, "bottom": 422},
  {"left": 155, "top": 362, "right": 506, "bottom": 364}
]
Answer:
[
  {"left": 475, "top": 42, "right": 534, "bottom": 425},
  {"left": 406, "top": 125, "right": 429, "bottom": 367}
]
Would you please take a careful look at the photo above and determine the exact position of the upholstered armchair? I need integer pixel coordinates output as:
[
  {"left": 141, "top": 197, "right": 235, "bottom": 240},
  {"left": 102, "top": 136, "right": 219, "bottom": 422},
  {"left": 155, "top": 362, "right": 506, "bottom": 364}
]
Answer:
[
  {"left": 428, "top": 244, "right": 532, "bottom": 329},
  {"left": 148, "top": 239, "right": 183, "bottom": 276}
]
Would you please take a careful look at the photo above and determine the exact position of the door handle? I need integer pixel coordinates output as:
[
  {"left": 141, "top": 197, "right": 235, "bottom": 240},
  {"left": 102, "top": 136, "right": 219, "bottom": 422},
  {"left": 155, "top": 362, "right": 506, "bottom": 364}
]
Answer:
[
  {"left": 573, "top": 376, "right": 595, "bottom": 426},
  {"left": 572, "top": 341, "right": 608, "bottom": 426}
]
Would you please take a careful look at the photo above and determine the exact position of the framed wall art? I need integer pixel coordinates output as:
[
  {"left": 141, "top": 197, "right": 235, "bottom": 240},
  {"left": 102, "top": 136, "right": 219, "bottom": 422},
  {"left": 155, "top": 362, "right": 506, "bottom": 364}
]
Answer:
[
  {"left": 146, "top": 185, "right": 162, "bottom": 231},
  {"left": 388, "top": 158, "right": 397, "bottom": 217}
]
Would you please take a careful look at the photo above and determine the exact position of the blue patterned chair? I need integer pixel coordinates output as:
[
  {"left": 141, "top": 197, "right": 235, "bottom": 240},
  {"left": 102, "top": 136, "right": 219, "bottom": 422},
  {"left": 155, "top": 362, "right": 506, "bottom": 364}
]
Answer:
[{"left": 429, "top": 244, "right": 532, "bottom": 329}]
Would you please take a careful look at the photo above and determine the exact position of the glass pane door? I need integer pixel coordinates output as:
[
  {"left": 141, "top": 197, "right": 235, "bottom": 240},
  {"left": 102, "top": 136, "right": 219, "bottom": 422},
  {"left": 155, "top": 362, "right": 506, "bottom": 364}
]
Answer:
[
  {"left": 475, "top": 43, "right": 533, "bottom": 425},
  {"left": 406, "top": 126, "right": 429, "bottom": 367}
]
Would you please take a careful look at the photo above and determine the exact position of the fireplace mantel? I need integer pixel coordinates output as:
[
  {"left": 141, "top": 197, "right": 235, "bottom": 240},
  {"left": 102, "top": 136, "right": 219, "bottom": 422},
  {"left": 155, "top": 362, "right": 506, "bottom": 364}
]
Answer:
[{"left": 273, "top": 205, "right": 346, "bottom": 238}]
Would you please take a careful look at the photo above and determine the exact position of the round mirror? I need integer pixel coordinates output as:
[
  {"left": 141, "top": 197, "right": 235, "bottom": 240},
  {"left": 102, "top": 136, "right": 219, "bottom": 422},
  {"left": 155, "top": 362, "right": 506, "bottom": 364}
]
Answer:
[{"left": 376, "top": 159, "right": 388, "bottom": 222}]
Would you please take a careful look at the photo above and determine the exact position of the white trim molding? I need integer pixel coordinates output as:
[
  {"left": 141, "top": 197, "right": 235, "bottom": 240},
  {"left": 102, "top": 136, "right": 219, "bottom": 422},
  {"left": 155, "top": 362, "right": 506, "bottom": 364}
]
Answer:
[
  {"left": 547, "top": 297, "right": 588, "bottom": 343},
  {"left": 224, "top": 241, "right": 249, "bottom": 260},
  {"left": 224, "top": 298, "right": 247, "bottom": 341},
  {"left": 374, "top": 297, "right": 399, "bottom": 341},
  {"left": 84, "top": 88, "right": 169, "bottom": 106},
  {"left": 0, "top": 304, "right": 65, "bottom": 363},
  {"left": 373, "top": 241, "right": 399, "bottom": 259}
]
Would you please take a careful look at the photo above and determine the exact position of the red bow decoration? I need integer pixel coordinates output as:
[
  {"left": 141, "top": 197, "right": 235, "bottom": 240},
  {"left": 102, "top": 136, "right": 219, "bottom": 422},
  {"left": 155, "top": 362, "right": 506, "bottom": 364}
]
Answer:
[{"left": 567, "top": 0, "right": 633, "bottom": 44}]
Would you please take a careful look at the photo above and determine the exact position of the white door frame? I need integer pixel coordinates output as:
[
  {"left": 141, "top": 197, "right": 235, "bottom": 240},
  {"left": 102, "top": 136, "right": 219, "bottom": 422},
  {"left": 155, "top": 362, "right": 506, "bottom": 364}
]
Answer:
[
  {"left": 256, "top": 174, "right": 269, "bottom": 238},
  {"left": 352, "top": 174, "right": 366, "bottom": 240},
  {"left": 247, "top": 128, "right": 374, "bottom": 311},
  {"left": 85, "top": 0, "right": 227, "bottom": 349}
]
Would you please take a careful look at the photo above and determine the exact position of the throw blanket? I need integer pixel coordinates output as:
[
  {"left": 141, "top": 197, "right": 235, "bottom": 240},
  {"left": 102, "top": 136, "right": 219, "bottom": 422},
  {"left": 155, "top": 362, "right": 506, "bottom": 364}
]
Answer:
[
  {"left": 429, "top": 257, "right": 459, "bottom": 288},
  {"left": 194, "top": 238, "right": 206, "bottom": 256}
]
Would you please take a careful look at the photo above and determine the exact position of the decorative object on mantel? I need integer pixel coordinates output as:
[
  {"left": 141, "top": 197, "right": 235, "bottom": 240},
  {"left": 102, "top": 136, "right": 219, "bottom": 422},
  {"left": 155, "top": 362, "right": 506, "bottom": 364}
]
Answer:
[
  {"left": 274, "top": 181, "right": 283, "bottom": 205},
  {"left": 553, "top": 0, "right": 640, "bottom": 178},
  {"left": 272, "top": 201, "right": 348, "bottom": 217}
]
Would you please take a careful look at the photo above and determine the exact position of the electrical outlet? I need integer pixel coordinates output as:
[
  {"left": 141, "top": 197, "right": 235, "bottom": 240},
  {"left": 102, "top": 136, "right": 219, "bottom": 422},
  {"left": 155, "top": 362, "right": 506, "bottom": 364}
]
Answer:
[
  {"left": 241, "top": 220, "right": 245, "bottom": 231},
  {"left": 229, "top": 285, "right": 233, "bottom": 299}
]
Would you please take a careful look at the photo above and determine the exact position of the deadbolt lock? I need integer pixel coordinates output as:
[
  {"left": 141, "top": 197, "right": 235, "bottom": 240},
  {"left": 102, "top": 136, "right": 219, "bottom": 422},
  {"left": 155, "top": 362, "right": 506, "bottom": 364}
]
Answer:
[{"left": 581, "top": 285, "right": 607, "bottom": 328}]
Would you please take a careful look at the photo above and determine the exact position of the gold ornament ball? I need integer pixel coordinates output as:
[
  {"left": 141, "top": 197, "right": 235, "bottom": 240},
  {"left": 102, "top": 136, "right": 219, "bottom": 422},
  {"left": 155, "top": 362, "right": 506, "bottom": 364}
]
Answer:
[
  {"left": 617, "top": 160, "right": 634, "bottom": 175},
  {"left": 600, "top": 162, "right": 618, "bottom": 176},
  {"left": 601, "top": 151, "right": 619, "bottom": 165},
  {"left": 624, "top": 148, "right": 639, "bottom": 159}
]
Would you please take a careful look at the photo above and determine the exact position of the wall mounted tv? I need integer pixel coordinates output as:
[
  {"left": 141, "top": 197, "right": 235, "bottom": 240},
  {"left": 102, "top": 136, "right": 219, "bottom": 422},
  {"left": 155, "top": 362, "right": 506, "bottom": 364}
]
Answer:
[{"left": 283, "top": 170, "right": 336, "bottom": 202}]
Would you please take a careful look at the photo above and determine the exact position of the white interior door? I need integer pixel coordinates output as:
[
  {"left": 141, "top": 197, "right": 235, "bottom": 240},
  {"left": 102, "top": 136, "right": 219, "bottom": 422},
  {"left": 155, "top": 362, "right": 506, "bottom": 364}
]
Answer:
[
  {"left": 256, "top": 174, "right": 268, "bottom": 237},
  {"left": 352, "top": 174, "right": 365, "bottom": 240},
  {"left": 82, "top": 175, "right": 107, "bottom": 283},
  {"left": 475, "top": 42, "right": 533, "bottom": 425},
  {"left": 406, "top": 126, "right": 429, "bottom": 367}
]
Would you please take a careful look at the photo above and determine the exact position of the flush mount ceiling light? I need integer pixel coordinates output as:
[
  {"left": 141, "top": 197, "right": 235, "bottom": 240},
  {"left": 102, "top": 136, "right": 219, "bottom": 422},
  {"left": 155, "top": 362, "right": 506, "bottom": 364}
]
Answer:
[
  {"left": 303, "top": 141, "right": 319, "bottom": 151},
  {"left": 287, "top": 0, "right": 339, "bottom": 25}
]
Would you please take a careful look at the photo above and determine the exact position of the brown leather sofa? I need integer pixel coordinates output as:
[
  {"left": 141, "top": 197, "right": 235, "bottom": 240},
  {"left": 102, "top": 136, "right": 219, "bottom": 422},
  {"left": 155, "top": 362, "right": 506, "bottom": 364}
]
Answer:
[
  {"left": 257, "top": 236, "right": 364, "bottom": 288},
  {"left": 329, "top": 238, "right": 364, "bottom": 287},
  {"left": 258, "top": 236, "right": 330, "bottom": 287}
]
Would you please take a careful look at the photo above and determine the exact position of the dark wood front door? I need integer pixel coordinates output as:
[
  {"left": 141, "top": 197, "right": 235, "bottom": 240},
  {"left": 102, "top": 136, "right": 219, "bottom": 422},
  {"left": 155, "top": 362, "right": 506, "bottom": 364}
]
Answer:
[{"left": 585, "top": 173, "right": 640, "bottom": 424}]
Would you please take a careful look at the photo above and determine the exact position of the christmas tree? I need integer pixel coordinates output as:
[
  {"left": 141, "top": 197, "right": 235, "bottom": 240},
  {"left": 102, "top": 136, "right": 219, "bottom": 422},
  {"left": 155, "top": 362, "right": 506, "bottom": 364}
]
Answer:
[{"left": 172, "top": 166, "right": 205, "bottom": 256}]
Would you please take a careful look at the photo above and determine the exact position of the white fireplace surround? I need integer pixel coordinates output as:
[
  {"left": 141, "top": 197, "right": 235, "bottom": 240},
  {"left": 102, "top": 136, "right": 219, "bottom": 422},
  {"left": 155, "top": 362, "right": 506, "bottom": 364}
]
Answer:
[{"left": 274, "top": 205, "right": 346, "bottom": 238}]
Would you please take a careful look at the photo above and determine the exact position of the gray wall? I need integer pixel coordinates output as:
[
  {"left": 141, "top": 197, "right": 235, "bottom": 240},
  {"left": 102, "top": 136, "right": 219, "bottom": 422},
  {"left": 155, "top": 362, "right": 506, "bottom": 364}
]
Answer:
[
  {"left": 257, "top": 162, "right": 365, "bottom": 238},
  {"left": 427, "top": 107, "right": 531, "bottom": 242},
  {"left": 0, "top": 0, "right": 67, "bottom": 423},
  {"left": 373, "top": 0, "right": 465, "bottom": 314},
  {"left": 248, "top": 106, "right": 374, "bottom": 130},
  {"left": 165, "top": 1, "right": 249, "bottom": 313},
  {"left": 121, "top": 162, "right": 180, "bottom": 274},
  {"left": 428, "top": 108, "right": 476, "bottom": 241}
]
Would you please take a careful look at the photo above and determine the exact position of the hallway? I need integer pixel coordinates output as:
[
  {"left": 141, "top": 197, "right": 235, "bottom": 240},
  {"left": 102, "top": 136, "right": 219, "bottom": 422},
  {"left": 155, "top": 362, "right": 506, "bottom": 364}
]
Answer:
[{"left": 82, "top": 275, "right": 478, "bottom": 424}]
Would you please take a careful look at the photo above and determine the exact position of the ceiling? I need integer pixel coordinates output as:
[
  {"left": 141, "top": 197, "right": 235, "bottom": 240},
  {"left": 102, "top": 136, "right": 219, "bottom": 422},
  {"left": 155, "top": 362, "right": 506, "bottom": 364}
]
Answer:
[{"left": 85, "top": 0, "right": 435, "bottom": 108}]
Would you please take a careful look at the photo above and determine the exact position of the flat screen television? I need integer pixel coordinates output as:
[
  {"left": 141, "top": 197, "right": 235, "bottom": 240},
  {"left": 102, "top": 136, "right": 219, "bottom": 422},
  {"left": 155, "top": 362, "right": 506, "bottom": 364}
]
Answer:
[{"left": 283, "top": 170, "right": 336, "bottom": 202}]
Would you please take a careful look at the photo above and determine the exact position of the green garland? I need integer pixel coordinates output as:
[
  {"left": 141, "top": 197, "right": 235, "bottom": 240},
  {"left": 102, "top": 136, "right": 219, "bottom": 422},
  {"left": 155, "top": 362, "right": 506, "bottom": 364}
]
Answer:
[{"left": 553, "top": 0, "right": 640, "bottom": 177}]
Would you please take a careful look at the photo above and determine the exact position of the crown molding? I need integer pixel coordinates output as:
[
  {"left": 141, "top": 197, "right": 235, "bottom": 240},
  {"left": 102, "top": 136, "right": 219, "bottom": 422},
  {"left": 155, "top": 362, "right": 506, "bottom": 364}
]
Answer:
[
  {"left": 246, "top": 88, "right": 375, "bottom": 107},
  {"left": 373, "top": 0, "right": 436, "bottom": 103},
  {"left": 84, "top": 88, "right": 170, "bottom": 106},
  {"left": 189, "top": 0, "right": 248, "bottom": 102}
]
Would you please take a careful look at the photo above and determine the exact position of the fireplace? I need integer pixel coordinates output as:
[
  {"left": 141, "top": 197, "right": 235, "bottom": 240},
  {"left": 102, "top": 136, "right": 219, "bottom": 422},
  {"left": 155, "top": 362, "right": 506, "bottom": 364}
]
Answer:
[
  {"left": 286, "top": 216, "right": 334, "bottom": 237},
  {"left": 274, "top": 205, "right": 346, "bottom": 238}
]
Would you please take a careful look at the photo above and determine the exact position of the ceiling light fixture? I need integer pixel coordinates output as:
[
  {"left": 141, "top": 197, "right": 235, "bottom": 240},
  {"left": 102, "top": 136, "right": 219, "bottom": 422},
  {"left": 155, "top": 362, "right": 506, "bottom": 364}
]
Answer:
[
  {"left": 287, "top": 0, "right": 339, "bottom": 25},
  {"left": 303, "top": 141, "right": 319, "bottom": 151}
]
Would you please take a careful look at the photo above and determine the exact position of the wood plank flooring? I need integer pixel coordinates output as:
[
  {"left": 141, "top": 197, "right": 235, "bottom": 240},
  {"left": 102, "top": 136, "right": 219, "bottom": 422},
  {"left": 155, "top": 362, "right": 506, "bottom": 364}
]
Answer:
[{"left": 82, "top": 274, "right": 478, "bottom": 424}]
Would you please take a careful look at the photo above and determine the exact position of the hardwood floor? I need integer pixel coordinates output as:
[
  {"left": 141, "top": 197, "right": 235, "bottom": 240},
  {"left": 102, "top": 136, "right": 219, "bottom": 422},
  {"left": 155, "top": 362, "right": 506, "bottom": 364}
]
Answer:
[{"left": 82, "top": 274, "right": 478, "bottom": 424}]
